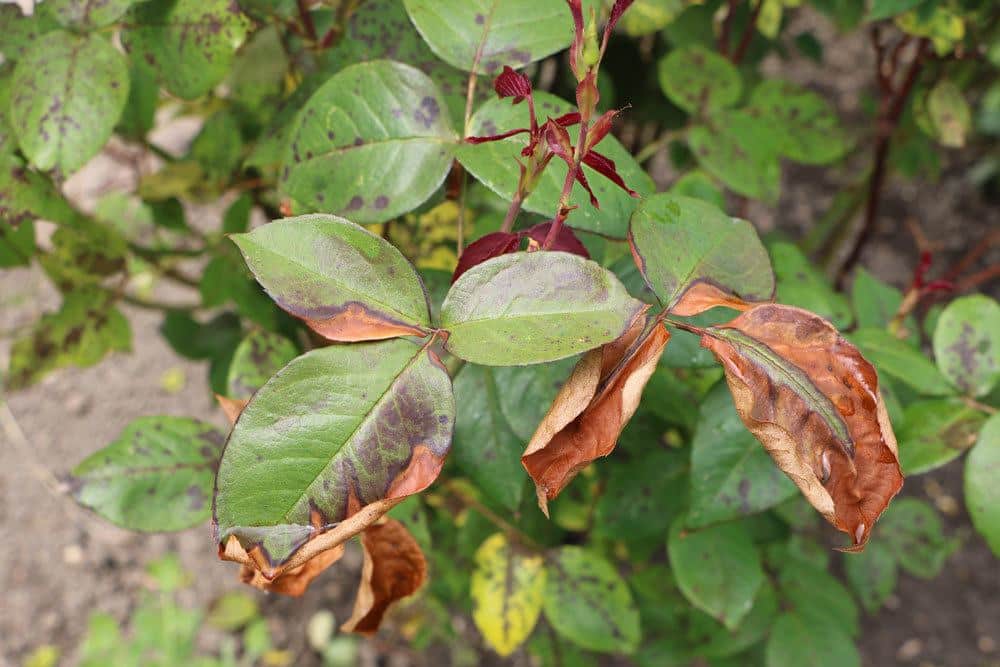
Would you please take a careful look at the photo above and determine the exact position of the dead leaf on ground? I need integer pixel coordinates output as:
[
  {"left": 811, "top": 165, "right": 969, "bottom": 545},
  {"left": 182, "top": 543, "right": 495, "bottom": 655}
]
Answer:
[{"left": 700, "top": 303, "right": 903, "bottom": 550}]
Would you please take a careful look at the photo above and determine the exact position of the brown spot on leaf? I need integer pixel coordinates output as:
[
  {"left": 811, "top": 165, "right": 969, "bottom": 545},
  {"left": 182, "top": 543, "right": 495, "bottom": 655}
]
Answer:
[{"left": 302, "top": 301, "right": 428, "bottom": 342}]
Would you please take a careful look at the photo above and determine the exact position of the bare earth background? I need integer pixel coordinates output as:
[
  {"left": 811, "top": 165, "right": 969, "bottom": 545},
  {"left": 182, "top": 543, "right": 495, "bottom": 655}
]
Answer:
[{"left": 2, "top": 7, "right": 999, "bottom": 667}]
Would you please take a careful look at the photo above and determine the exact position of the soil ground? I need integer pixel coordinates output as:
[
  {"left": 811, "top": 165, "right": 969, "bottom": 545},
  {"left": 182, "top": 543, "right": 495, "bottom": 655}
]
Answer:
[{"left": 2, "top": 6, "right": 999, "bottom": 667}]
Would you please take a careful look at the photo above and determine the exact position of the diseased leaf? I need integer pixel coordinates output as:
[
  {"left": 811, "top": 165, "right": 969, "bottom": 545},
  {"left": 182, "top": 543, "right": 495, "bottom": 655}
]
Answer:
[
  {"left": 746, "top": 80, "right": 849, "bottom": 164},
  {"left": 770, "top": 241, "right": 852, "bottom": 328},
  {"left": 320, "top": 0, "right": 469, "bottom": 126},
  {"left": 48, "top": 0, "right": 137, "bottom": 28},
  {"left": 933, "top": 295, "right": 1000, "bottom": 397},
  {"left": 214, "top": 338, "right": 453, "bottom": 581},
  {"left": 765, "top": 612, "right": 860, "bottom": 667},
  {"left": 926, "top": 79, "right": 971, "bottom": 148},
  {"left": 281, "top": 60, "right": 456, "bottom": 223},
  {"left": 442, "top": 251, "right": 646, "bottom": 365},
  {"left": 843, "top": 540, "right": 897, "bottom": 613},
  {"left": 457, "top": 92, "right": 653, "bottom": 238},
  {"left": 850, "top": 328, "right": 955, "bottom": 396},
  {"left": 544, "top": 546, "right": 640, "bottom": 654},
  {"left": 236, "top": 542, "right": 345, "bottom": 597},
  {"left": 0, "top": 219, "right": 34, "bottom": 267},
  {"left": 226, "top": 330, "right": 298, "bottom": 399},
  {"left": 897, "top": 399, "right": 985, "bottom": 474},
  {"left": 658, "top": 46, "right": 741, "bottom": 114},
  {"left": 701, "top": 304, "right": 903, "bottom": 549},
  {"left": 629, "top": 193, "right": 773, "bottom": 315},
  {"left": 965, "top": 413, "right": 1000, "bottom": 557},
  {"left": 877, "top": 498, "right": 957, "bottom": 579},
  {"left": 667, "top": 518, "right": 764, "bottom": 630},
  {"left": 688, "top": 382, "right": 797, "bottom": 527},
  {"left": 403, "top": 0, "right": 579, "bottom": 75},
  {"left": 123, "top": 0, "right": 251, "bottom": 100},
  {"left": 70, "top": 417, "right": 225, "bottom": 531},
  {"left": 11, "top": 32, "right": 129, "bottom": 174},
  {"left": 232, "top": 215, "right": 432, "bottom": 341},
  {"left": 452, "top": 365, "right": 526, "bottom": 511},
  {"left": 470, "top": 533, "right": 546, "bottom": 656},
  {"left": 0, "top": 155, "right": 82, "bottom": 228},
  {"left": 0, "top": 5, "right": 59, "bottom": 62},
  {"left": 342, "top": 518, "right": 427, "bottom": 634},
  {"left": 523, "top": 317, "right": 669, "bottom": 512},
  {"left": 688, "top": 115, "right": 781, "bottom": 204},
  {"left": 7, "top": 287, "right": 131, "bottom": 390}
]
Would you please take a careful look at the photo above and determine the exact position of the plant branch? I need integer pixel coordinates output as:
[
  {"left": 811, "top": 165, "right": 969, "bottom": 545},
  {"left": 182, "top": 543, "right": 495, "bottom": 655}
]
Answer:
[
  {"left": 837, "top": 37, "right": 929, "bottom": 285},
  {"left": 542, "top": 119, "right": 590, "bottom": 249},
  {"left": 717, "top": 0, "right": 739, "bottom": 57},
  {"left": 732, "top": 0, "right": 763, "bottom": 64},
  {"left": 444, "top": 481, "right": 543, "bottom": 551},
  {"left": 296, "top": 0, "right": 317, "bottom": 40},
  {"left": 122, "top": 293, "right": 200, "bottom": 312}
]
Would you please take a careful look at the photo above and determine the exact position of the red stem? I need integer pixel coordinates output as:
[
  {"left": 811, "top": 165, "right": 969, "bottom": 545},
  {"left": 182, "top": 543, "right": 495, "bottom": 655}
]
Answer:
[
  {"left": 542, "top": 120, "right": 590, "bottom": 249},
  {"left": 296, "top": 0, "right": 317, "bottom": 40},
  {"left": 717, "top": 0, "right": 739, "bottom": 57},
  {"left": 732, "top": 0, "right": 763, "bottom": 64}
]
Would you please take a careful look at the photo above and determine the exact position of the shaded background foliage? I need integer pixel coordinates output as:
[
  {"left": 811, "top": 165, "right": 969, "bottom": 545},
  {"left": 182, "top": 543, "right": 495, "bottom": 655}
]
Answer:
[{"left": 1, "top": 0, "right": 999, "bottom": 665}]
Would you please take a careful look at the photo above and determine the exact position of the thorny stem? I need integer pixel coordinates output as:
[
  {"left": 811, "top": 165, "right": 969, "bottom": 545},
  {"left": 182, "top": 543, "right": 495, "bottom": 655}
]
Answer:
[{"left": 838, "top": 37, "right": 929, "bottom": 285}]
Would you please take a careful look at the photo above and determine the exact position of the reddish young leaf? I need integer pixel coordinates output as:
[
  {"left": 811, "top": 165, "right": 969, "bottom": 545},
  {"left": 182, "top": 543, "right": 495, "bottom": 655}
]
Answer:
[
  {"left": 543, "top": 118, "right": 573, "bottom": 161},
  {"left": 605, "top": 0, "right": 636, "bottom": 42},
  {"left": 522, "top": 312, "right": 669, "bottom": 514},
  {"left": 554, "top": 111, "right": 582, "bottom": 127},
  {"left": 494, "top": 66, "right": 532, "bottom": 102},
  {"left": 583, "top": 150, "right": 639, "bottom": 197},
  {"left": 566, "top": 0, "right": 585, "bottom": 77},
  {"left": 342, "top": 518, "right": 428, "bottom": 635},
  {"left": 452, "top": 232, "right": 521, "bottom": 283},
  {"left": 700, "top": 304, "right": 903, "bottom": 550},
  {"left": 465, "top": 127, "right": 531, "bottom": 144},
  {"left": 576, "top": 70, "right": 600, "bottom": 118},
  {"left": 586, "top": 108, "right": 624, "bottom": 151},
  {"left": 525, "top": 222, "right": 590, "bottom": 258}
]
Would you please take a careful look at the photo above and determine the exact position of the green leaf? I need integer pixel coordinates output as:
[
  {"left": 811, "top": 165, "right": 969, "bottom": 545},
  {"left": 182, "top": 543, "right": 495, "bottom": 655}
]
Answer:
[
  {"left": 123, "top": 0, "right": 251, "bottom": 100},
  {"left": 229, "top": 26, "right": 288, "bottom": 118},
  {"left": 457, "top": 91, "right": 653, "bottom": 238},
  {"left": 669, "top": 170, "right": 725, "bottom": 209},
  {"left": 769, "top": 241, "right": 852, "bottom": 328},
  {"left": 629, "top": 193, "right": 773, "bottom": 313},
  {"left": 190, "top": 111, "right": 243, "bottom": 181},
  {"left": 544, "top": 546, "right": 640, "bottom": 653},
  {"left": 877, "top": 498, "right": 957, "bottom": 579},
  {"left": 850, "top": 328, "right": 954, "bottom": 396},
  {"left": 843, "top": 541, "right": 897, "bottom": 614},
  {"left": 965, "top": 413, "right": 1000, "bottom": 557},
  {"left": 933, "top": 295, "right": 1000, "bottom": 397},
  {"left": 897, "top": 398, "right": 986, "bottom": 474},
  {"left": 620, "top": 0, "right": 685, "bottom": 36},
  {"left": 39, "top": 223, "right": 128, "bottom": 291},
  {"left": 687, "top": 382, "right": 797, "bottom": 527},
  {"left": 320, "top": 0, "right": 469, "bottom": 126},
  {"left": 765, "top": 612, "right": 860, "bottom": 667},
  {"left": 11, "top": 32, "right": 129, "bottom": 174},
  {"left": 868, "top": 0, "right": 928, "bottom": 21},
  {"left": 0, "top": 5, "right": 59, "bottom": 62},
  {"left": 593, "top": 446, "right": 688, "bottom": 550},
  {"left": 668, "top": 518, "right": 764, "bottom": 630},
  {"left": 70, "top": 417, "right": 225, "bottom": 531},
  {"left": 850, "top": 267, "right": 905, "bottom": 329},
  {"left": 403, "top": 0, "right": 578, "bottom": 75},
  {"left": 775, "top": 558, "right": 858, "bottom": 637},
  {"left": 470, "top": 533, "right": 546, "bottom": 656},
  {"left": 0, "top": 219, "right": 34, "bottom": 268},
  {"left": 452, "top": 364, "right": 526, "bottom": 511},
  {"left": 746, "top": 80, "right": 849, "bottom": 164},
  {"left": 207, "top": 592, "right": 259, "bottom": 631},
  {"left": 281, "top": 60, "right": 456, "bottom": 222},
  {"left": 926, "top": 78, "right": 970, "bottom": 147},
  {"left": 48, "top": 0, "right": 137, "bottom": 27},
  {"left": 6, "top": 287, "right": 131, "bottom": 390},
  {"left": 116, "top": 54, "right": 158, "bottom": 140},
  {"left": 226, "top": 330, "right": 299, "bottom": 399},
  {"left": 689, "top": 113, "right": 781, "bottom": 203},
  {"left": 658, "top": 46, "right": 742, "bottom": 114},
  {"left": 214, "top": 338, "right": 454, "bottom": 567},
  {"left": 231, "top": 214, "right": 431, "bottom": 340},
  {"left": 441, "top": 251, "right": 645, "bottom": 365},
  {"left": 494, "top": 357, "right": 578, "bottom": 440}
]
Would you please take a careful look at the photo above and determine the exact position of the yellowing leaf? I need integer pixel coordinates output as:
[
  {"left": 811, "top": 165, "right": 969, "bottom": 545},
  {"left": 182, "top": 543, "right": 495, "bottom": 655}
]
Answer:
[{"left": 471, "top": 533, "right": 546, "bottom": 656}]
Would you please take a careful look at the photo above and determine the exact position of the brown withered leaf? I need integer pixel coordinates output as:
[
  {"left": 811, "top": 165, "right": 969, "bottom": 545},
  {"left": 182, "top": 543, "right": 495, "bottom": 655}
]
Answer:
[
  {"left": 700, "top": 303, "right": 903, "bottom": 550},
  {"left": 522, "top": 313, "right": 670, "bottom": 514},
  {"left": 669, "top": 282, "right": 757, "bottom": 317},
  {"left": 219, "top": 496, "right": 404, "bottom": 595},
  {"left": 215, "top": 394, "right": 249, "bottom": 425},
  {"left": 342, "top": 518, "right": 428, "bottom": 635}
]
